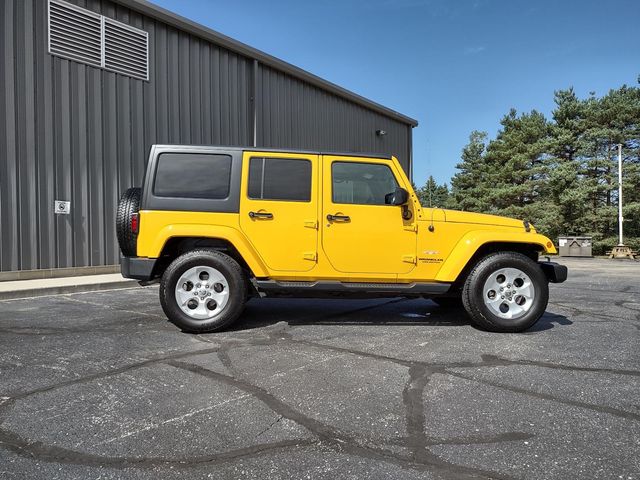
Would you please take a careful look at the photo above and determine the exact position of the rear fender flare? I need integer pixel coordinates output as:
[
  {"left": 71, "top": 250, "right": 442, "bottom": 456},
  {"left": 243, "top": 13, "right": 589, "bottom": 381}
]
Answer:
[{"left": 150, "top": 225, "right": 269, "bottom": 277}]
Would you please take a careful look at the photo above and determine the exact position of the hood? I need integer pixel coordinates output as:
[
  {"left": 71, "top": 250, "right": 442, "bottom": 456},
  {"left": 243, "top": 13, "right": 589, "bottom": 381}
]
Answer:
[{"left": 438, "top": 210, "right": 528, "bottom": 229}]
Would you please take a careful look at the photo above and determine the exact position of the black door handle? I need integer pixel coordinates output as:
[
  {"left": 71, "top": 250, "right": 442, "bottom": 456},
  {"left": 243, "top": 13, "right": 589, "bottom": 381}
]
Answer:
[
  {"left": 249, "top": 211, "right": 273, "bottom": 219},
  {"left": 327, "top": 214, "right": 350, "bottom": 222}
]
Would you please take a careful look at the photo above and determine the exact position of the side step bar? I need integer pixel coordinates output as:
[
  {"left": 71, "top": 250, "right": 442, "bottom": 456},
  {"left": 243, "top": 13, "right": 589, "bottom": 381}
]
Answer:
[{"left": 254, "top": 280, "right": 451, "bottom": 298}]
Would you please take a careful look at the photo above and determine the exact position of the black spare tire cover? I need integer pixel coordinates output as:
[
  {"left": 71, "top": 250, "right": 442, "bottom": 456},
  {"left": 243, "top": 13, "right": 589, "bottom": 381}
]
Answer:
[{"left": 116, "top": 187, "right": 141, "bottom": 257}]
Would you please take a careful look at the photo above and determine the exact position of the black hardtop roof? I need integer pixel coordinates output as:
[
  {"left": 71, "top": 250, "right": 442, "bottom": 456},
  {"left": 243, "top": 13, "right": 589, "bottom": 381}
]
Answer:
[{"left": 152, "top": 144, "right": 393, "bottom": 160}]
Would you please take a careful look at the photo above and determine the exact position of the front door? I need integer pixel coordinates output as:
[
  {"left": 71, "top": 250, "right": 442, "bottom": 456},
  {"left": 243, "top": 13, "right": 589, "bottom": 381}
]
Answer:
[
  {"left": 321, "top": 157, "right": 416, "bottom": 275},
  {"left": 240, "top": 152, "right": 319, "bottom": 272}
]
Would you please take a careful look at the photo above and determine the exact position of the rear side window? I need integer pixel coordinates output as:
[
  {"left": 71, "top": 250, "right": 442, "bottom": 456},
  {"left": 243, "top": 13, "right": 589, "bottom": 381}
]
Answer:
[
  {"left": 248, "top": 157, "right": 311, "bottom": 201},
  {"left": 153, "top": 153, "right": 232, "bottom": 199}
]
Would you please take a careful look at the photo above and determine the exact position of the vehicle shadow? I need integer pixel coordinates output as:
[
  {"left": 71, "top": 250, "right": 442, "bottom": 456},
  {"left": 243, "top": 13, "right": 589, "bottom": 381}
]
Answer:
[
  {"left": 522, "top": 311, "right": 573, "bottom": 333},
  {"left": 228, "top": 298, "right": 463, "bottom": 331},
  {"left": 226, "top": 298, "right": 571, "bottom": 333}
]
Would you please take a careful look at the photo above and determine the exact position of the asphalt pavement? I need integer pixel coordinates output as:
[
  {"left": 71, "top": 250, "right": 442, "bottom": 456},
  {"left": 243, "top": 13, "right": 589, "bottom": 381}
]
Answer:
[{"left": 0, "top": 257, "right": 638, "bottom": 480}]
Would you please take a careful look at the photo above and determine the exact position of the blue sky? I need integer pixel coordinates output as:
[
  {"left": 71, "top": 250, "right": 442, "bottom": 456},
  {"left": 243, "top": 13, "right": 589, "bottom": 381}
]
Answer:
[{"left": 152, "top": 0, "right": 639, "bottom": 185}]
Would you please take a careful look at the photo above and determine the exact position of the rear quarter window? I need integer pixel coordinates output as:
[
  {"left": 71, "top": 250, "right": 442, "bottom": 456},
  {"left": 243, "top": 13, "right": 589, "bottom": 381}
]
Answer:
[{"left": 153, "top": 153, "right": 232, "bottom": 199}]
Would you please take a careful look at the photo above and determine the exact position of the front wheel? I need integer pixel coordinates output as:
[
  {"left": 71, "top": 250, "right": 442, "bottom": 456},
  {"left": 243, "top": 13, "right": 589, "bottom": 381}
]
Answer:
[
  {"left": 160, "top": 249, "right": 247, "bottom": 333},
  {"left": 462, "top": 252, "right": 548, "bottom": 333}
]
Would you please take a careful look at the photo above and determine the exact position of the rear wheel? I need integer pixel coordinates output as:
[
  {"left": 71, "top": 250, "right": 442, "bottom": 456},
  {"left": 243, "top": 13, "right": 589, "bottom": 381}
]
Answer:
[
  {"left": 462, "top": 252, "right": 548, "bottom": 332},
  {"left": 160, "top": 249, "right": 247, "bottom": 333}
]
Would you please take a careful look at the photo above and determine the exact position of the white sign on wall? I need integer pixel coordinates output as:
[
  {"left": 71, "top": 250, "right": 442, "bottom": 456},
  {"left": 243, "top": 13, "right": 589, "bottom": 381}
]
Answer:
[{"left": 54, "top": 200, "right": 70, "bottom": 215}]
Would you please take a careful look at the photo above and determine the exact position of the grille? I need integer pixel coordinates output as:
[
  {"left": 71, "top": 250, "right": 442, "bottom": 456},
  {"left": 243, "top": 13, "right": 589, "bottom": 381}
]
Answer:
[
  {"left": 48, "top": 0, "right": 102, "bottom": 67},
  {"left": 104, "top": 18, "right": 148, "bottom": 80},
  {"left": 48, "top": 0, "right": 148, "bottom": 81}
]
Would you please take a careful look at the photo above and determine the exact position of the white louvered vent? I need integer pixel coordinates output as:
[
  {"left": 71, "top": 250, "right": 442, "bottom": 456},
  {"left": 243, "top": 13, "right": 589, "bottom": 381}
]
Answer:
[
  {"left": 104, "top": 18, "right": 149, "bottom": 80},
  {"left": 48, "top": 0, "right": 102, "bottom": 67},
  {"left": 47, "top": 0, "right": 149, "bottom": 81}
]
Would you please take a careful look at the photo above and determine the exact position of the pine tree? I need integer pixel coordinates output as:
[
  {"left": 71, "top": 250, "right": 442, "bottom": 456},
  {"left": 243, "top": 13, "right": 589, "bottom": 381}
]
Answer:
[
  {"left": 488, "top": 110, "right": 549, "bottom": 203},
  {"left": 450, "top": 112, "right": 551, "bottom": 231},
  {"left": 546, "top": 88, "right": 591, "bottom": 238},
  {"left": 449, "top": 131, "right": 490, "bottom": 211},
  {"left": 416, "top": 176, "right": 450, "bottom": 208},
  {"left": 608, "top": 86, "right": 640, "bottom": 241},
  {"left": 449, "top": 82, "right": 640, "bottom": 253}
]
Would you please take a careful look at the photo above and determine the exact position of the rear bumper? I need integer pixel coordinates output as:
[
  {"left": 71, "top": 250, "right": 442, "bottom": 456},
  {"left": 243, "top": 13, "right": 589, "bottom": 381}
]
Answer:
[
  {"left": 121, "top": 256, "right": 156, "bottom": 281},
  {"left": 539, "top": 261, "right": 568, "bottom": 283}
]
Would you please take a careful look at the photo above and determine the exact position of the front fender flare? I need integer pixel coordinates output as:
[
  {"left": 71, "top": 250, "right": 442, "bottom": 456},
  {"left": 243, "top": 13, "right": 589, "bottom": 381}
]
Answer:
[{"left": 434, "top": 231, "right": 556, "bottom": 283}]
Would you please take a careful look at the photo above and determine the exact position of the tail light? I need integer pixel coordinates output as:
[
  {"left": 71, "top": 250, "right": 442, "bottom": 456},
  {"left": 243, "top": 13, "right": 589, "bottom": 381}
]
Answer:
[{"left": 131, "top": 213, "right": 139, "bottom": 234}]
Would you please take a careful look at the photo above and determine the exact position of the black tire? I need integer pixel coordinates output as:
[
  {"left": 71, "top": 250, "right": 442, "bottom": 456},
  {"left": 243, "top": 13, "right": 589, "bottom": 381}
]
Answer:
[
  {"left": 116, "top": 187, "right": 141, "bottom": 257},
  {"left": 160, "top": 249, "right": 247, "bottom": 333},
  {"left": 461, "top": 252, "right": 548, "bottom": 333},
  {"left": 431, "top": 296, "right": 463, "bottom": 309}
]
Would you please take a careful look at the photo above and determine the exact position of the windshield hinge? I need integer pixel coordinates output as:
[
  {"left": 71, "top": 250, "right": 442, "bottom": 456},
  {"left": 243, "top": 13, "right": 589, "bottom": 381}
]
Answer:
[
  {"left": 402, "top": 255, "right": 417, "bottom": 264},
  {"left": 304, "top": 220, "right": 318, "bottom": 230}
]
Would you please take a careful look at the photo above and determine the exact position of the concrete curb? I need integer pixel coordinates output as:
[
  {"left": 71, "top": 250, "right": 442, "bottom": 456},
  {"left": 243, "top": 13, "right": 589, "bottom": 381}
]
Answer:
[
  {"left": 0, "top": 276, "right": 141, "bottom": 301},
  {"left": 0, "top": 265, "right": 121, "bottom": 282}
]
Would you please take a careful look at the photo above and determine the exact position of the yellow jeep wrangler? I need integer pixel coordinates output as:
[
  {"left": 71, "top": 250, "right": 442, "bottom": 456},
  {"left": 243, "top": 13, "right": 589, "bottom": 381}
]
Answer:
[{"left": 117, "top": 145, "right": 567, "bottom": 333}]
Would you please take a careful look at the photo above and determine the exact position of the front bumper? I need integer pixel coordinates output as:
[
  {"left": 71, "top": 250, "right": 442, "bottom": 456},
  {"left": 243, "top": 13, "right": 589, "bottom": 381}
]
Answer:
[
  {"left": 121, "top": 256, "right": 156, "bottom": 281},
  {"left": 539, "top": 261, "right": 568, "bottom": 283}
]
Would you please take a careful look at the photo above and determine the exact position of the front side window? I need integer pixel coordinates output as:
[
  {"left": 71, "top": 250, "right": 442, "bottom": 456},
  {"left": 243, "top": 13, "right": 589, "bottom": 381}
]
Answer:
[
  {"left": 248, "top": 157, "right": 311, "bottom": 202},
  {"left": 153, "top": 153, "right": 232, "bottom": 199},
  {"left": 332, "top": 162, "right": 398, "bottom": 205}
]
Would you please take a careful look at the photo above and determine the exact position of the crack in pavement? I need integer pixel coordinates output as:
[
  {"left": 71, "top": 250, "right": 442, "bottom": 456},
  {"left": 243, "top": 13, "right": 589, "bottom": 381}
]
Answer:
[
  {"left": 166, "top": 359, "right": 514, "bottom": 480},
  {"left": 402, "top": 364, "right": 433, "bottom": 463},
  {"left": 280, "top": 336, "right": 640, "bottom": 378},
  {"left": 0, "top": 346, "right": 220, "bottom": 404},
  {"left": 0, "top": 331, "right": 517, "bottom": 479},
  {"left": 281, "top": 337, "right": 640, "bottom": 421},
  {"left": 0, "top": 427, "right": 318, "bottom": 469},
  {"left": 445, "top": 370, "right": 640, "bottom": 422},
  {"left": 0, "top": 293, "right": 638, "bottom": 478},
  {"left": 254, "top": 414, "right": 284, "bottom": 439}
]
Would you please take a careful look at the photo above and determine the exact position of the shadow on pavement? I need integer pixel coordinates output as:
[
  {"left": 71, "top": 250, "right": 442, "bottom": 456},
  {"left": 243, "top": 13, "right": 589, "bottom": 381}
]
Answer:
[
  {"left": 224, "top": 298, "right": 572, "bottom": 333},
  {"left": 523, "top": 311, "right": 573, "bottom": 333},
  {"left": 228, "top": 298, "right": 465, "bottom": 331}
]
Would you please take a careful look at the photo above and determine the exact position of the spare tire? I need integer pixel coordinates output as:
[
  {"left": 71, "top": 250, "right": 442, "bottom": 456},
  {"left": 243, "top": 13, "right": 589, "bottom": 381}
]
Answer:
[{"left": 116, "top": 187, "right": 141, "bottom": 257}]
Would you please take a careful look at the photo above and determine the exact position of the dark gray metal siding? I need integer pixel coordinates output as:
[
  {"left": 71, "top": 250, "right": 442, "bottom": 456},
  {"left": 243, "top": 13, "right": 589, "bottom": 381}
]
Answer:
[
  {"left": 0, "top": 0, "right": 413, "bottom": 272},
  {"left": 256, "top": 66, "right": 412, "bottom": 173}
]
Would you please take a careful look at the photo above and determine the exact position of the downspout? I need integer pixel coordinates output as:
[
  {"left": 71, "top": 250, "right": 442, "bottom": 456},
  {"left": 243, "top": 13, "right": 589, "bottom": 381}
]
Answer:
[{"left": 252, "top": 59, "right": 258, "bottom": 147}]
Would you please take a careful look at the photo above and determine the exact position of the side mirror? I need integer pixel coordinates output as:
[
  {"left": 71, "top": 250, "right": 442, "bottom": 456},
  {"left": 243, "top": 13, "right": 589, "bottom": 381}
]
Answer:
[{"left": 385, "top": 187, "right": 409, "bottom": 206}]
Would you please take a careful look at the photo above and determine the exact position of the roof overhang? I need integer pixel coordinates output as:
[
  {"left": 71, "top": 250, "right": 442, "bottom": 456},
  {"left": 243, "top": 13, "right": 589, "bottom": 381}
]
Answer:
[{"left": 113, "top": 0, "right": 419, "bottom": 127}]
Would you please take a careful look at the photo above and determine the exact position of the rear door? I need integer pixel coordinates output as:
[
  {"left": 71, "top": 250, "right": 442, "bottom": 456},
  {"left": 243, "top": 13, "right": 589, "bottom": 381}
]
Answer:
[{"left": 239, "top": 151, "right": 319, "bottom": 272}]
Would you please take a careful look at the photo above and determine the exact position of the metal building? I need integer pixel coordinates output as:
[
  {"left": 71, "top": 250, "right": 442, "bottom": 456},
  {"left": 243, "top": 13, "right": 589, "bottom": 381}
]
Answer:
[{"left": 0, "top": 0, "right": 418, "bottom": 274}]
